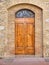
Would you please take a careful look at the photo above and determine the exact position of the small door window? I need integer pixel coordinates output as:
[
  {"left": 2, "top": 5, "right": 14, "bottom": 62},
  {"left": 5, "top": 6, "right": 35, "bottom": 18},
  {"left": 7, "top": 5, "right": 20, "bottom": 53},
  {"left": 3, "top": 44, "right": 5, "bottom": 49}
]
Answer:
[{"left": 15, "top": 9, "right": 35, "bottom": 18}]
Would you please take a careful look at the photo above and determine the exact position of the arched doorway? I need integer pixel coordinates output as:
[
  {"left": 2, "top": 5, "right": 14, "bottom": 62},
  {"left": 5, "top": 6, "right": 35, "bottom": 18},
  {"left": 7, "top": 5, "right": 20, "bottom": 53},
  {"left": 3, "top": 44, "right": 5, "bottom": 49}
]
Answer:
[
  {"left": 8, "top": 4, "right": 43, "bottom": 57},
  {"left": 15, "top": 9, "right": 35, "bottom": 55}
]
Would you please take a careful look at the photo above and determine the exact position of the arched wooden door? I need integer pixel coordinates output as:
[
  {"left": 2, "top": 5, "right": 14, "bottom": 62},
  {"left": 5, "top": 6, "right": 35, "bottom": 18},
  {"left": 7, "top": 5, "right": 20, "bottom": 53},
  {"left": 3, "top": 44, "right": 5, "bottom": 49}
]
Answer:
[{"left": 15, "top": 9, "right": 35, "bottom": 55}]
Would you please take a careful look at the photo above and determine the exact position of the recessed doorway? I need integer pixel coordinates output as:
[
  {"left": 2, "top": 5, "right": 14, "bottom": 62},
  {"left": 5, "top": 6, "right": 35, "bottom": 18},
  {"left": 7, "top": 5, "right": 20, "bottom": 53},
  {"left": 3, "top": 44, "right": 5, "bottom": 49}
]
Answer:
[{"left": 8, "top": 4, "right": 43, "bottom": 57}]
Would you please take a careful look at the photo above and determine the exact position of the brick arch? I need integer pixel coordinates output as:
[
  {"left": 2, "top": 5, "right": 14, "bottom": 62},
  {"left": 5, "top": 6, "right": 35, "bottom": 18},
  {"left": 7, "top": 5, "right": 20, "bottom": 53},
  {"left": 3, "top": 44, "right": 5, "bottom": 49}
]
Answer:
[{"left": 8, "top": 3, "right": 43, "bottom": 57}]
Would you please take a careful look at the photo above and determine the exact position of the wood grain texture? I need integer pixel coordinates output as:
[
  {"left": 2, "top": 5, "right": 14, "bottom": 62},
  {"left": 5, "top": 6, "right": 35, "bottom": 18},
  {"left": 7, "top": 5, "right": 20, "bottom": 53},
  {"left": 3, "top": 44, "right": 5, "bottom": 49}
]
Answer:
[{"left": 15, "top": 18, "right": 35, "bottom": 55}]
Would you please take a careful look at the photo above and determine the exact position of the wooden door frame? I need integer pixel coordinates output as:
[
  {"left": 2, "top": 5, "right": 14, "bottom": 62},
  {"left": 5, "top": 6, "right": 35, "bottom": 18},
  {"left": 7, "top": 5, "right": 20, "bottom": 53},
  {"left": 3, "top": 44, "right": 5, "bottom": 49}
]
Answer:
[{"left": 8, "top": 4, "right": 43, "bottom": 57}]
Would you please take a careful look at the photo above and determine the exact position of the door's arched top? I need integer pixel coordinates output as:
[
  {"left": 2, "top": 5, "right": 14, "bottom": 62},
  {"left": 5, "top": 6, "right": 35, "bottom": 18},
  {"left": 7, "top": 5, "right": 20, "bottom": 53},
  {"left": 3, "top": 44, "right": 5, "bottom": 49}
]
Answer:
[
  {"left": 7, "top": 3, "right": 43, "bottom": 10},
  {"left": 15, "top": 9, "right": 35, "bottom": 18}
]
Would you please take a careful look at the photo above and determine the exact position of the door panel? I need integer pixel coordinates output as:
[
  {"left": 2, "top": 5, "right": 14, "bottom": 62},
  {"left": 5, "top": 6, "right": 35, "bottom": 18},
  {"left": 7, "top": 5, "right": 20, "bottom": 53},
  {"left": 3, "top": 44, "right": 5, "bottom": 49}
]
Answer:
[
  {"left": 27, "top": 24, "right": 33, "bottom": 34},
  {"left": 15, "top": 47, "right": 24, "bottom": 54},
  {"left": 15, "top": 18, "right": 35, "bottom": 55},
  {"left": 25, "top": 47, "right": 34, "bottom": 54},
  {"left": 17, "top": 24, "right": 24, "bottom": 35},
  {"left": 17, "top": 35, "right": 24, "bottom": 47}
]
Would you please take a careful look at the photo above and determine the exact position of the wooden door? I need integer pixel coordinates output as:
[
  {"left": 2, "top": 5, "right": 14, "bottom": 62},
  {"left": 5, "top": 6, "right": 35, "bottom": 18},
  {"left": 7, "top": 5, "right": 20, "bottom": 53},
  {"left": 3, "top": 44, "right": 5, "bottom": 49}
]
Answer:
[{"left": 15, "top": 18, "right": 35, "bottom": 55}]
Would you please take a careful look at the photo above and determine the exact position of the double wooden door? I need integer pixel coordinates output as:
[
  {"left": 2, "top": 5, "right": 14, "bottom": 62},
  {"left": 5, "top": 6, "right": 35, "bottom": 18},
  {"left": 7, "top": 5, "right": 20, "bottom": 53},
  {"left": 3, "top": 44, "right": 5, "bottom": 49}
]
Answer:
[{"left": 15, "top": 18, "right": 35, "bottom": 55}]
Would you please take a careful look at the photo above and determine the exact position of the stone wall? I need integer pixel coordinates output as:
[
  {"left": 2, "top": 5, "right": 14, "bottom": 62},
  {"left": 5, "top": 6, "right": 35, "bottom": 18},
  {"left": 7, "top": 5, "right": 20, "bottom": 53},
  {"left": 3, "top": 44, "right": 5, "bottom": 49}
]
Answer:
[{"left": 0, "top": 0, "right": 49, "bottom": 58}]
